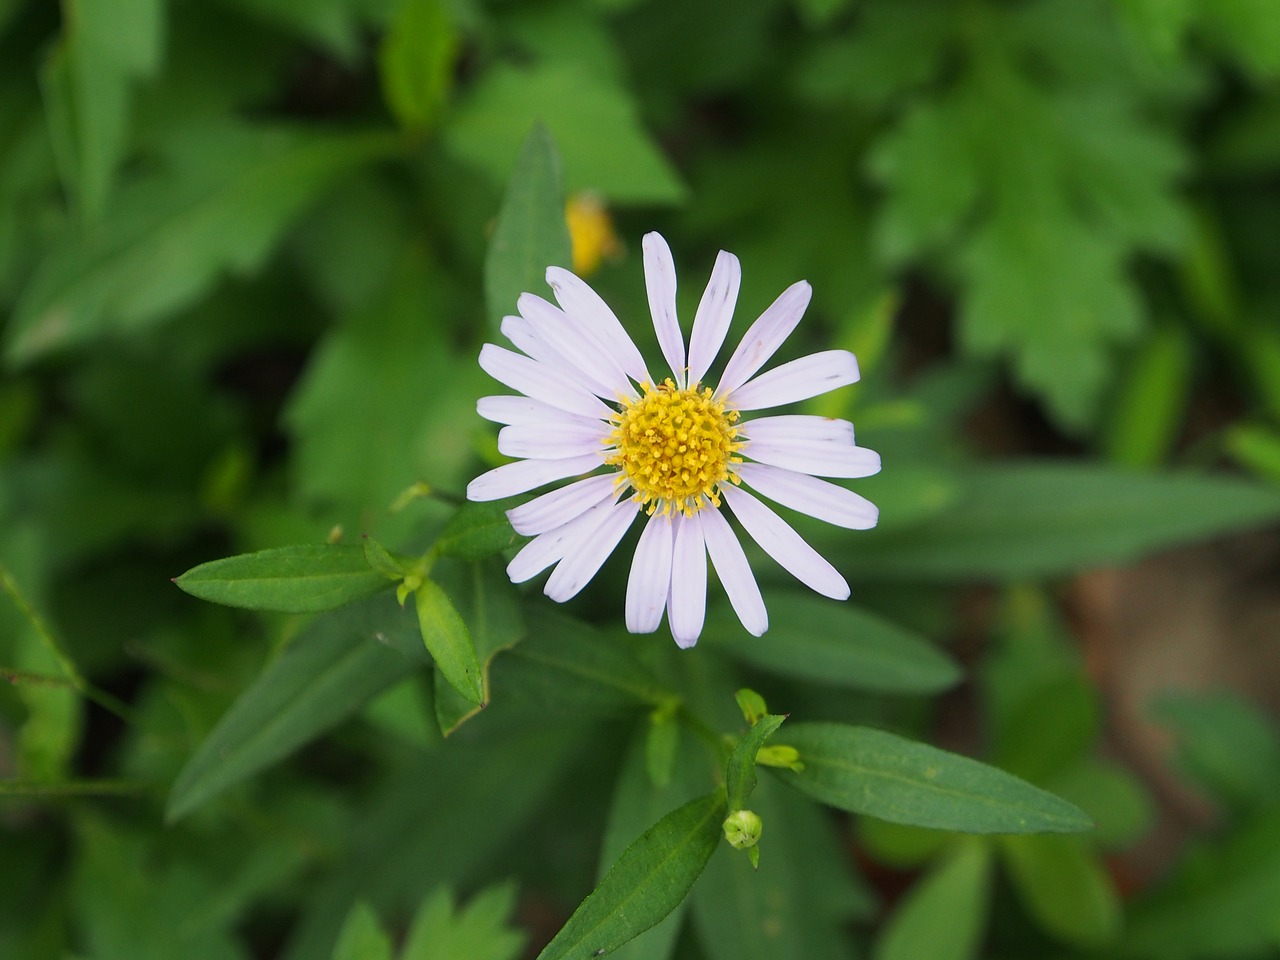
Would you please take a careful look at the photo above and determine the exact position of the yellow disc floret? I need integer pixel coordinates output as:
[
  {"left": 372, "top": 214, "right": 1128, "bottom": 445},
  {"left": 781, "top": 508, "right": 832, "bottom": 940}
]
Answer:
[{"left": 605, "top": 379, "right": 742, "bottom": 516}]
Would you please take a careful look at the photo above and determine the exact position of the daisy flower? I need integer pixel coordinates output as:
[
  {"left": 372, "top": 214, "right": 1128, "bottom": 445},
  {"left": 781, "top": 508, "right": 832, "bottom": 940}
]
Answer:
[{"left": 466, "top": 232, "right": 881, "bottom": 648}]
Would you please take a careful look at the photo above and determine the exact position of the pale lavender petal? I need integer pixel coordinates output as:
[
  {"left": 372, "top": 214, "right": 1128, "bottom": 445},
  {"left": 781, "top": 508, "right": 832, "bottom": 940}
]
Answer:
[
  {"left": 723, "top": 486, "right": 849, "bottom": 600},
  {"left": 699, "top": 506, "right": 767, "bottom": 636},
  {"left": 518, "top": 294, "right": 633, "bottom": 400},
  {"left": 547, "top": 266, "right": 652, "bottom": 384},
  {"left": 668, "top": 513, "right": 707, "bottom": 648},
  {"left": 479, "top": 344, "right": 610, "bottom": 419},
  {"left": 729, "top": 350, "right": 860, "bottom": 411},
  {"left": 687, "top": 250, "right": 740, "bottom": 387},
  {"left": 625, "top": 511, "right": 674, "bottom": 633},
  {"left": 744, "top": 438, "right": 882, "bottom": 479},
  {"left": 714, "top": 281, "right": 811, "bottom": 399},
  {"left": 544, "top": 498, "right": 639, "bottom": 601},
  {"left": 466, "top": 454, "right": 601, "bottom": 502},
  {"left": 643, "top": 232, "right": 686, "bottom": 387},
  {"left": 477, "top": 395, "right": 576, "bottom": 425},
  {"left": 506, "top": 495, "right": 621, "bottom": 582},
  {"left": 498, "top": 420, "right": 608, "bottom": 460},
  {"left": 507, "top": 474, "right": 618, "bottom": 536},
  {"left": 739, "top": 414, "right": 855, "bottom": 444},
  {"left": 737, "top": 462, "right": 879, "bottom": 529}
]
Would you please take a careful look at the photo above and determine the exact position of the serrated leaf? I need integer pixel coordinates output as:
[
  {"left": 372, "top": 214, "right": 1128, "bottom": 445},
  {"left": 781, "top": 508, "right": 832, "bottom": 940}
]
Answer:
[
  {"left": 449, "top": 62, "right": 684, "bottom": 205},
  {"left": 537, "top": 792, "right": 726, "bottom": 960},
  {"left": 332, "top": 903, "right": 393, "bottom": 960},
  {"left": 774, "top": 723, "right": 1093, "bottom": 834},
  {"left": 704, "top": 594, "right": 961, "bottom": 694},
  {"left": 483, "top": 122, "right": 571, "bottom": 332},
  {"left": 415, "top": 579, "right": 483, "bottom": 706},
  {"left": 725, "top": 714, "right": 785, "bottom": 814},
  {"left": 401, "top": 885, "right": 526, "bottom": 960},
  {"left": 846, "top": 462, "right": 1280, "bottom": 580},
  {"left": 174, "top": 544, "right": 391, "bottom": 613},
  {"left": 1000, "top": 835, "right": 1121, "bottom": 947},
  {"left": 8, "top": 123, "right": 396, "bottom": 363},
  {"left": 874, "top": 840, "right": 991, "bottom": 960},
  {"left": 436, "top": 500, "right": 524, "bottom": 561},
  {"left": 378, "top": 0, "right": 456, "bottom": 131},
  {"left": 167, "top": 597, "right": 421, "bottom": 821}
]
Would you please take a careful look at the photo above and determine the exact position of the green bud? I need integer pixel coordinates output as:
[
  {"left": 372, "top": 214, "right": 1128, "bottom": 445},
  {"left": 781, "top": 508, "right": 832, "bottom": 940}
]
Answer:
[
  {"left": 755, "top": 744, "right": 804, "bottom": 772},
  {"left": 723, "top": 809, "right": 763, "bottom": 850},
  {"left": 735, "top": 688, "right": 768, "bottom": 725}
]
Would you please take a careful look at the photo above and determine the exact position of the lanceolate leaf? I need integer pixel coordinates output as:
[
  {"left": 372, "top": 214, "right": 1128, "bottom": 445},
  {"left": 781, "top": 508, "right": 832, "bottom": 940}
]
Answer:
[
  {"left": 483, "top": 122, "right": 571, "bottom": 334},
  {"left": 725, "top": 714, "right": 786, "bottom": 813},
  {"left": 174, "top": 544, "right": 391, "bottom": 613},
  {"left": 848, "top": 462, "right": 1280, "bottom": 580},
  {"left": 537, "top": 792, "right": 726, "bottom": 960},
  {"left": 415, "top": 579, "right": 484, "bottom": 706},
  {"left": 704, "top": 594, "right": 960, "bottom": 694},
  {"left": 874, "top": 840, "right": 992, "bottom": 960},
  {"left": 774, "top": 723, "right": 1092, "bottom": 834},
  {"left": 167, "top": 597, "right": 422, "bottom": 821}
]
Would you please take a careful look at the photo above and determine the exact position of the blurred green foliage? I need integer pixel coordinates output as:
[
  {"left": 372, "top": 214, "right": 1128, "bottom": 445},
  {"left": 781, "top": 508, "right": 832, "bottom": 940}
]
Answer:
[{"left": 3, "top": 0, "right": 1280, "bottom": 957}]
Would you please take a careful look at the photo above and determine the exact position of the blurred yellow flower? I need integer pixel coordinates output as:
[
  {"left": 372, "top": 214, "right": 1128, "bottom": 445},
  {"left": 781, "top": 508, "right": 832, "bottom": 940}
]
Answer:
[{"left": 565, "top": 193, "right": 622, "bottom": 276}]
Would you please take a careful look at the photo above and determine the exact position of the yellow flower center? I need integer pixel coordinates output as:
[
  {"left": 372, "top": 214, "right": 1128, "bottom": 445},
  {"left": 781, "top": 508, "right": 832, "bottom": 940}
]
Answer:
[{"left": 605, "top": 379, "right": 742, "bottom": 516}]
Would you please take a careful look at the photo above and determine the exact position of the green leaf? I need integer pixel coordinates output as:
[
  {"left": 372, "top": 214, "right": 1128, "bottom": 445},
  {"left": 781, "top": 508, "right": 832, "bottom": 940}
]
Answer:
[
  {"left": 173, "top": 544, "right": 391, "bottom": 613},
  {"left": 401, "top": 885, "right": 526, "bottom": 960},
  {"left": 1000, "top": 835, "right": 1121, "bottom": 947},
  {"left": 431, "top": 561, "right": 523, "bottom": 735},
  {"left": 704, "top": 594, "right": 961, "bottom": 694},
  {"left": 536, "top": 792, "right": 726, "bottom": 960},
  {"left": 692, "top": 777, "right": 871, "bottom": 960},
  {"left": 378, "top": 0, "right": 456, "bottom": 132},
  {"left": 725, "top": 714, "right": 785, "bottom": 814},
  {"left": 448, "top": 62, "right": 684, "bottom": 205},
  {"left": 332, "top": 903, "right": 393, "bottom": 960},
  {"left": 8, "top": 123, "right": 396, "bottom": 363},
  {"left": 166, "top": 597, "right": 421, "bottom": 821},
  {"left": 774, "top": 723, "right": 1093, "bottom": 834},
  {"left": 415, "top": 579, "right": 483, "bottom": 706},
  {"left": 1152, "top": 689, "right": 1280, "bottom": 812},
  {"left": 493, "top": 608, "right": 669, "bottom": 716},
  {"left": 40, "top": 0, "right": 163, "bottom": 224},
  {"left": 874, "top": 840, "right": 992, "bottom": 960},
  {"left": 847, "top": 462, "right": 1280, "bottom": 580},
  {"left": 436, "top": 501, "right": 524, "bottom": 561},
  {"left": 483, "top": 122, "right": 571, "bottom": 332}
]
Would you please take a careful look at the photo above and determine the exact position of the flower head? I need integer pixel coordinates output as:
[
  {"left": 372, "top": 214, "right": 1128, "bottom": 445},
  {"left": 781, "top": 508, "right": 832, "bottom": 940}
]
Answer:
[{"left": 467, "top": 232, "right": 881, "bottom": 647}]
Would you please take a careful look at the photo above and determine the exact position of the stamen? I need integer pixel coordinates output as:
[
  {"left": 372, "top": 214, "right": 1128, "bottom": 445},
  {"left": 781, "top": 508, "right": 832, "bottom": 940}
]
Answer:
[{"left": 604, "top": 379, "right": 742, "bottom": 517}]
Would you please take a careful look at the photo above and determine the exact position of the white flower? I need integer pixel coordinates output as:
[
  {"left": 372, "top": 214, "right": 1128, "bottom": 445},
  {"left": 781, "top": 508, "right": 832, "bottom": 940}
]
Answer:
[{"left": 467, "top": 232, "right": 881, "bottom": 648}]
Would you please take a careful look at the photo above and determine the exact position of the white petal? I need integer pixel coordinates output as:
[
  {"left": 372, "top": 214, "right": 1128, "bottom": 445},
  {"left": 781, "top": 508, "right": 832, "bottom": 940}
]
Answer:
[
  {"left": 466, "top": 454, "right": 601, "bottom": 501},
  {"left": 507, "top": 474, "right": 618, "bottom": 536},
  {"left": 723, "top": 486, "right": 849, "bottom": 600},
  {"left": 729, "top": 350, "right": 860, "bottom": 411},
  {"left": 714, "top": 281, "right": 811, "bottom": 399},
  {"left": 668, "top": 513, "right": 707, "bottom": 648},
  {"left": 498, "top": 420, "right": 607, "bottom": 460},
  {"left": 477, "top": 395, "right": 577, "bottom": 425},
  {"left": 625, "top": 511, "right": 674, "bottom": 633},
  {"left": 544, "top": 498, "right": 639, "bottom": 601},
  {"left": 506, "top": 495, "right": 619, "bottom": 582},
  {"left": 547, "top": 266, "right": 651, "bottom": 384},
  {"left": 687, "top": 250, "right": 740, "bottom": 387},
  {"left": 518, "top": 294, "right": 633, "bottom": 400},
  {"left": 479, "top": 344, "right": 610, "bottom": 419},
  {"left": 740, "top": 414, "right": 855, "bottom": 444},
  {"left": 699, "top": 505, "right": 767, "bottom": 636},
  {"left": 643, "top": 232, "right": 686, "bottom": 387},
  {"left": 744, "top": 438, "right": 882, "bottom": 479},
  {"left": 737, "top": 462, "right": 879, "bottom": 529}
]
